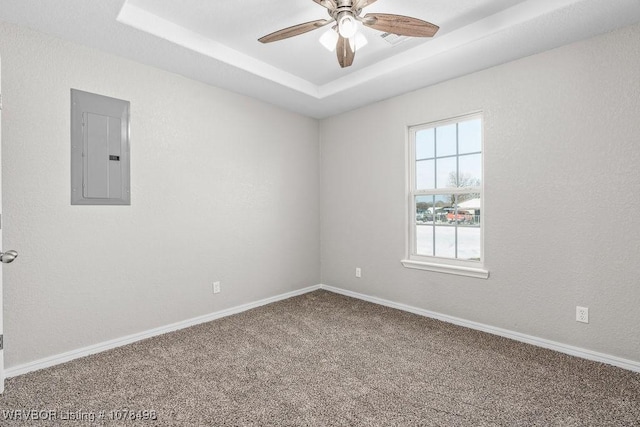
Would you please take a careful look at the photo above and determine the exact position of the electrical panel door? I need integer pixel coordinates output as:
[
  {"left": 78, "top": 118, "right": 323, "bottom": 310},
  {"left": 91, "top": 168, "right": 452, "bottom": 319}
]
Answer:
[{"left": 71, "top": 89, "right": 130, "bottom": 205}]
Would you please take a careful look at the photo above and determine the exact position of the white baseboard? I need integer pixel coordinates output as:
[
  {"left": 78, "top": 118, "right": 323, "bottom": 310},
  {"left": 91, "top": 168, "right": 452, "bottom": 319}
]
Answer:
[
  {"left": 6, "top": 283, "right": 639, "bottom": 378},
  {"left": 319, "top": 284, "right": 640, "bottom": 373},
  {"left": 5, "top": 285, "right": 321, "bottom": 378}
]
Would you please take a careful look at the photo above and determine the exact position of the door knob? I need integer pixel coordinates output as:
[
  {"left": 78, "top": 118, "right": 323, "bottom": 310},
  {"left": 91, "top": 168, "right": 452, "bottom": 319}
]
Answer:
[{"left": 0, "top": 250, "right": 18, "bottom": 264}]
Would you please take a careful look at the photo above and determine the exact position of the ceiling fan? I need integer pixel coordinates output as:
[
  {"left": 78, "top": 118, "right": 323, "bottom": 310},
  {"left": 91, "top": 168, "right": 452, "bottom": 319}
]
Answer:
[{"left": 258, "top": 0, "right": 439, "bottom": 68}]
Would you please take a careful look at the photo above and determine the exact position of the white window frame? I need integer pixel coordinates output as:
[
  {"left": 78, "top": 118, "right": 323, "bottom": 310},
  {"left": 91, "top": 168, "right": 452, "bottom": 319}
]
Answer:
[{"left": 401, "top": 112, "right": 489, "bottom": 279}]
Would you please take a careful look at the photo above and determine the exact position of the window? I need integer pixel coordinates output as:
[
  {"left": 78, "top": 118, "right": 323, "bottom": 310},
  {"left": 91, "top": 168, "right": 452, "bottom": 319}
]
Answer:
[{"left": 402, "top": 113, "right": 488, "bottom": 279}]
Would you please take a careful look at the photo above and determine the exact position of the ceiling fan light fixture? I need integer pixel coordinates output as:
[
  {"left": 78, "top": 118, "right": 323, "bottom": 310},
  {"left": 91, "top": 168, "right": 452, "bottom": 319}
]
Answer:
[
  {"left": 319, "top": 28, "right": 338, "bottom": 51},
  {"left": 350, "top": 32, "right": 368, "bottom": 51},
  {"left": 337, "top": 12, "right": 357, "bottom": 38}
]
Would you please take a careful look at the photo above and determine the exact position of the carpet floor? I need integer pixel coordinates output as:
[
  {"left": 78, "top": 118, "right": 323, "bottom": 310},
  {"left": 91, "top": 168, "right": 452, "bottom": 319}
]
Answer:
[{"left": 0, "top": 290, "right": 639, "bottom": 426}]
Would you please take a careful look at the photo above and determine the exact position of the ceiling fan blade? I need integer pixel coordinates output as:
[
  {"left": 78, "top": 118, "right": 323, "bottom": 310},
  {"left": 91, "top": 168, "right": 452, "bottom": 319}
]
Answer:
[
  {"left": 259, "top": 19, "right": 331, "bottom": 43},
  {"left": 336, "top": 35, "right": 355, "bottom": 68},
  {"left": 313, "top": 0, "right": 337, "bottom": 10},
  {"left": 353, "top": 0, "right": 377, "bottom": 10},
  {"left": 362, "top": 13, "right": 439, "bottom": 37}
]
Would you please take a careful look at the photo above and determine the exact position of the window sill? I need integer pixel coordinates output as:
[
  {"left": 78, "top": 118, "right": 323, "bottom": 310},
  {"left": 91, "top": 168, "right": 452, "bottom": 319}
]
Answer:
[{"left": 401, "top": 259, "right": 489, "bottom": 279}]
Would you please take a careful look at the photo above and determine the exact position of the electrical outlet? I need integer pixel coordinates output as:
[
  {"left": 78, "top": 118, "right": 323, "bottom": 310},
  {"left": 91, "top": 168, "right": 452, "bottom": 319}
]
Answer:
[
  {"left": 355, "top": 267, "right": 362, "bottom": 278},
  {"left": 576, "top": 306, "right": 589, "bottom": 323},
  {"left": 213, "top": 281, "right": 221, "bottom": 294}
]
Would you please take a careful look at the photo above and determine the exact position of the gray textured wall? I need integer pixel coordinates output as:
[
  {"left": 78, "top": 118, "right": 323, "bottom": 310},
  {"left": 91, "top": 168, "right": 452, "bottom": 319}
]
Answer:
[
  {"left": 0, "top": 22, "right": 320, "bottom": 368},
  {"left": 320, "top": 23, "right": 640, "bottom": 362},
  {"left": 2, "top": 18, "right": 639, "bottom": 371}
]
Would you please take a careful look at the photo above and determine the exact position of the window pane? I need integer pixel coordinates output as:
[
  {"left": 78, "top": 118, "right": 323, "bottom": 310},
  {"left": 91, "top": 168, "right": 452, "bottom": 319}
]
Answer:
[
  {"left": 458, "top": 119, "right": 482, "bottom": 154},
  {"left": 434, "top": 226, "right": 456, "bottom": 258},
  {"left": 434, "top": 194, "right": 454, "bottom": 223},
  {"left": 457, "top": 195, "right": 481, "bottom": 226},
  {"left": 458, "top": 154, "right": 482, "bottom": 187},
  {"left": 416, "top": 159, "right": 435, "bottom": 189},
  {"left": 436, "top": 124, "right": 457, "bottom": 157},
  {"left": 416, "top": 195, "right": 435, "bottom": 224},
  {"left": 416, "top": 223, "right": 433, "bottom": 256},
  {"left": 457, "top": 227, "right": 481, "bottom": 261},
  {"left": 436, "top": 157, "right": 456, "bottom": 189},
  {"left": 416, "top": 128, "right": 435, "bottom": 160}
]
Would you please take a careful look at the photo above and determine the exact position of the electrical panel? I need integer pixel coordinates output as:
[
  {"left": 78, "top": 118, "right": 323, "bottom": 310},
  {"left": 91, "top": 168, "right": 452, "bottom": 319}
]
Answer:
[{"left": 71, "top": 89, "right": 130, "bottom": 205}]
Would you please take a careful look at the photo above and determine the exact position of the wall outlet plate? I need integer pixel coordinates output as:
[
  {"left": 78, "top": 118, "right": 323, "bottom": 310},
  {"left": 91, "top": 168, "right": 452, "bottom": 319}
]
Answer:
[
  {"left": 576, "top": 306, "right": 589, "bottom": 323},
  {"left": 213, "top": 281, "right": 221, "bottom": 294},
  {"left": 355, "top": 267, "right": 362, "bottom": 278}
]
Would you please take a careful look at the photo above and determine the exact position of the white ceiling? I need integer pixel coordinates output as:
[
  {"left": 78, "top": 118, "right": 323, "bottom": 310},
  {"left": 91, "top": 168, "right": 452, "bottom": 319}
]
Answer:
[{"left": 1, "top": 0, "right": 640, "bottom": 118}]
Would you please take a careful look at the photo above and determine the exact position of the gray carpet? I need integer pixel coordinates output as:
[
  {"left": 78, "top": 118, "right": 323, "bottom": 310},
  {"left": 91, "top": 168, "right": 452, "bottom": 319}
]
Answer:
[{"left": 1, "top": 290, "right": 639, "bottom": 426}]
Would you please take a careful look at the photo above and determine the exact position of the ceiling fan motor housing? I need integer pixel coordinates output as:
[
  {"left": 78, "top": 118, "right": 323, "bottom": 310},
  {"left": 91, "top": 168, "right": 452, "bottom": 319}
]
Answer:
[{"left": 331, "top": 0, "right": 359, "bottom": 18}]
